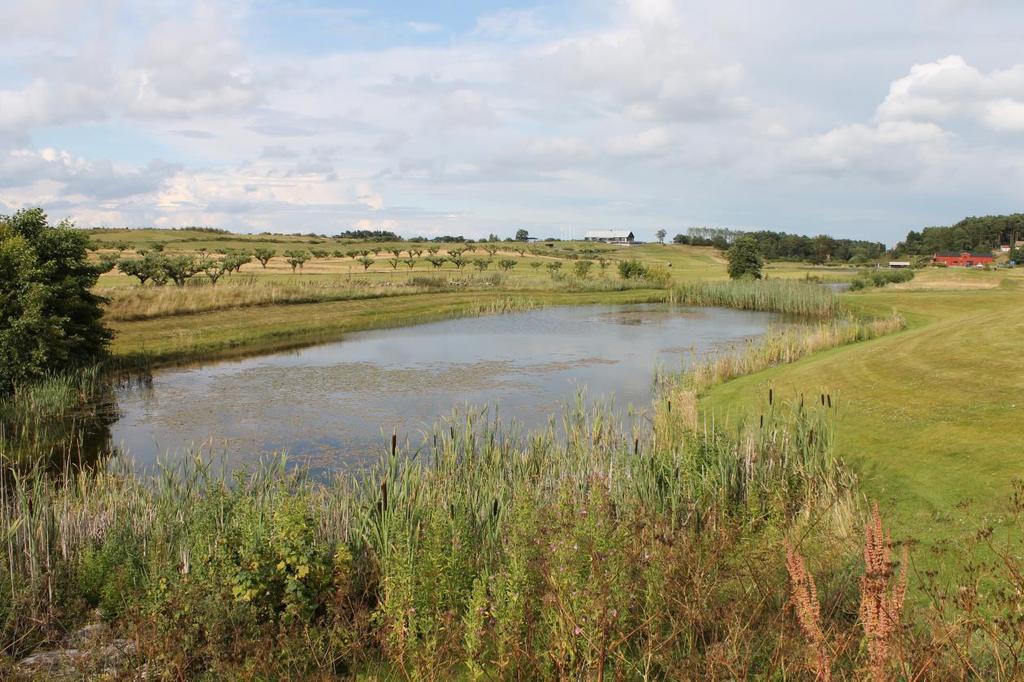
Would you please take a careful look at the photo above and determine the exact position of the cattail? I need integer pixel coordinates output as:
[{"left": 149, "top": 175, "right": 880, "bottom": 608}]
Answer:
[
  {"left": 858, "top": 503, "right": 907, "bottom": 682},
  {"left": 785, "top": 541, "right": 832, "bottom": 681}
]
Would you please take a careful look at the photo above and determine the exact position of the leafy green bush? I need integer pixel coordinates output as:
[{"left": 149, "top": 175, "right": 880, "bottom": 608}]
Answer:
[
  {"left": 76, "top": 524, "right": 145, "bottom": 620},
  {"left": 848, "top": 268, "right": 915, "bottom": 290},
  {"left": 617, "top": 258, "right": 648, "bottom": 280},
  {"left": 641, "top": 264, "right": 673, "bottom": 288},
  {"left": 0, "top": 208, "right": 110, "bottom": 394}
]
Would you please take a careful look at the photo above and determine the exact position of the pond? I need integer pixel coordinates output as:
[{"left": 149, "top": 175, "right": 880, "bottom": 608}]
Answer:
[{"left": 110, "top": 304, "right": 792, "bottom": 476}]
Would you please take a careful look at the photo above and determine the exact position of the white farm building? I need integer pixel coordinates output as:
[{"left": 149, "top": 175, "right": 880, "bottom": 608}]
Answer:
[{"left": 583, "top": 229, "right": 635, "bottom": 245}]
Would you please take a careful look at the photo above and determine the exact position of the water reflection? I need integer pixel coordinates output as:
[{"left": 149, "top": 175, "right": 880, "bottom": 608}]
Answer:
[{"left": 111, "top": 304, "right": 791, "bottom": 476}]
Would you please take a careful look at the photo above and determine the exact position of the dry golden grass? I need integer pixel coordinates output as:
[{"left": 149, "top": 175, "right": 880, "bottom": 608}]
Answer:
[
  {"left": 685, "top": 314, "right": 906, "bottom": 394},
  {"left": 100, "top": 278, "right": 424, "bottom": 321}
]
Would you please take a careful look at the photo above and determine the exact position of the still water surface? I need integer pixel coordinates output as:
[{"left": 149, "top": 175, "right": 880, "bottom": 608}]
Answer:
[{"left": 112, "top": 304, "right": 789, "bottom": 475}]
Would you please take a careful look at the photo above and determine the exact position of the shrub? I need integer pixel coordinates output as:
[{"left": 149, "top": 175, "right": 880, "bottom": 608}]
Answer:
[
  {"left": 253, "top": 248, "right": 276, "bottom": 267},
  {"left": 572, "top": 260, "right": 593, "bottom": 279},
  {"left": 849, "top": 269, "right": 915, "bottom": 291},
  {"left": 0, "top": 208, "right": 110, "bottom": 394},
  {"left": 617, "top": 258, "right": 648, "bottom": 280},
  {"left": 641, "top": 264, "right": 672, "bottom": 288},
  {"left": 408, "top": 276, "right": 449, "bottom": 289}
]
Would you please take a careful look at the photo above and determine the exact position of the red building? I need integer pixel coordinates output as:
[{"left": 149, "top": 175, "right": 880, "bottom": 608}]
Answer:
[{"left": 932, "top": 251, "right": 995, "bottom": 267}]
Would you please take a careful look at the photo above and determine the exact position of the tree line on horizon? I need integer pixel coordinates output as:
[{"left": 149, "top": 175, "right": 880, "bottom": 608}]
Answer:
[
  {"left": 893, "top": 213, "right": 1024, "bottom": 256},
  {"left": 674, "top": 227, "right": 887, "bottom": 264},
  {"left": 85, "top": 212, "right": 1024, "bottom": 263}
]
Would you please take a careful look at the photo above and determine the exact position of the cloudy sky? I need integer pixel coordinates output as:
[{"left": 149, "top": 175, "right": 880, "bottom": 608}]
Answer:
[{"left": 2, "top": 0, "right": 1023, "bottom": 243}]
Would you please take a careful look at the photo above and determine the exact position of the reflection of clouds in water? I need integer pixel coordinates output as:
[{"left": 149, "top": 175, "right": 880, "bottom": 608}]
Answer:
[
  {"left": 112, "top": 304, "right": 793, "bottom": 475},
  {"left": 594, "top": 308, "right": 708, "bottom": 325}
]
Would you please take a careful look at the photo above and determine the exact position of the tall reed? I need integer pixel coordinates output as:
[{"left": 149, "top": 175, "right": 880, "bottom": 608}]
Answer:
[
  {"left": 0, "top": 369, "right": 113, "bottom": 470},
  {"left": 668, "top": 314, "right": 905, "bottom": 395},
  {"left": 670, "top": 278, "right": 842, "bottom": 317},
  {"left": 1, "top": 396, "right": 855, "bottom": 676}
]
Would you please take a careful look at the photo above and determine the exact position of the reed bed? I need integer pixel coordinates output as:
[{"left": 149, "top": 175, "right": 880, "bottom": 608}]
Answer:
[
  {"left": 676, "top": 314, "right": 905, "bottom": 394},
  {"left": 670, "top": 278, "right": 842, "bottom": 317},
  {"left": 1, "top": 397, "right": 862, "bottom": 677},
  {"left": 0, "top": 369, "right": 113, "bottom": 470},
  {"left": 463, "top": 296, "right": 543, "bottom": 314}
]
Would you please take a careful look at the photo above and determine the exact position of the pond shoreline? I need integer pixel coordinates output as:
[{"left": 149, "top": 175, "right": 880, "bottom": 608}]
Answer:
[
  {"left": 108, "top": 288, "right": 670, "bottom": 371},
  {"left": 110, "top": 302, "right": 793, "bottom": 475}
]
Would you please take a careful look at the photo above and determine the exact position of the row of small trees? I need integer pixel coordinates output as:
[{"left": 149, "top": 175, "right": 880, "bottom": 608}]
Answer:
[
  {"left": 112, "top": 244, "right": 634, "bottom": 283},
  {"left": 115, "top": 251, "right": 253, "bottom": 286}
]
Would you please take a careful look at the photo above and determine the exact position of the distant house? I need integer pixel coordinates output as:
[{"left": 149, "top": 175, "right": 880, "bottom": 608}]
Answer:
[
  {"left": 932, "top": 251, "right": 995, "bottom": 268},
  {"left": 1000, "top": 244, "right": 1012, "bottom": 252},
  {"left": 583, "top": 229, "right": 635, "bottom": 245},
  {"left": 888, "top": 261, "right": 910, "bottom": 269}
]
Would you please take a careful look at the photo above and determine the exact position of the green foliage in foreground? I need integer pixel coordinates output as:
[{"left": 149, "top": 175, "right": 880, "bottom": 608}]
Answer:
[
  {"left": 671, "top": 278, "right": 841, "bottom": 317},
  {"left": 0, "top": 208, "right": 110, "bottom": 395},
  {"left": 1, "top": 397, "right": 857, "bottom": 678}
]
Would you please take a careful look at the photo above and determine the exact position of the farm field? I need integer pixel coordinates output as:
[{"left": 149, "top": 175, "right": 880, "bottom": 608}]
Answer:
[{"left": 89, "top": 228, "right": 862, "bottom": 286}]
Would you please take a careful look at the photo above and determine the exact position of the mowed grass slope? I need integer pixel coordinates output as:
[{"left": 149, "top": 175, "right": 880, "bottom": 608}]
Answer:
[{"left": 703, "top": 268, "right": 1024, "bottom": 545}]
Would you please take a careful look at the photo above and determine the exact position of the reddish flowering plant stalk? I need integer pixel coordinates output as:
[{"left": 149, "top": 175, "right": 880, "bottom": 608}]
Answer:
[
  {"left": 785, "top": 541, "right": 832, "bottom": 681},
  {"left": 859, "top": 503, "right": 907, "bottom": 682}
]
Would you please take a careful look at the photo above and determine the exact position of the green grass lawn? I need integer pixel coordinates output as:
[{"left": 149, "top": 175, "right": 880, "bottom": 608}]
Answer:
[{"left": 703, "top": 268, "right": 1024, "bottom": 550}]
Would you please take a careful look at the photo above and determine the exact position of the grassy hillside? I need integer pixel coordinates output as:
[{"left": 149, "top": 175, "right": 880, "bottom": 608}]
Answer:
[
  {"left": 88, "top": 227, "right": 861, "bottom": 288},
  {"left": 702, "top": 267, "right": 1024, "bottom": 548}
]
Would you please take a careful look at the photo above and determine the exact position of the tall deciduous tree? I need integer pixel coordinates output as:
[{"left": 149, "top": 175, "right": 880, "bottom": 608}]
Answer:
[
  {"left": 0, "top": 208, "right": 110, "bottom": 394},
  {"left": 726, "top": 235, "right": 764, "bottom": 279}
]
